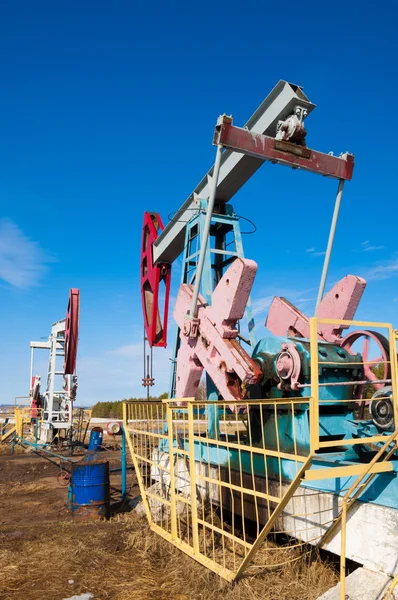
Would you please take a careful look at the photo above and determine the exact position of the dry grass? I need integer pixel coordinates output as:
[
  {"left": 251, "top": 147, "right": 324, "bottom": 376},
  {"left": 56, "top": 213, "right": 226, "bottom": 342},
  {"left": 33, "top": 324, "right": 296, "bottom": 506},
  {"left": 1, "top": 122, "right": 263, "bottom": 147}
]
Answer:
[
  {"left": 0, "top": 443, "right": 25, "bottom": 456},
  {"left": 0, "top": 481, "right": 50, "bottom": 496},
  {"left": 0, "top": 448, "right": 338, "bottom": 599},
  {"left": 121, "top": 517, "right": 338, "bottom": 600},
  {"left": 0, "top": 511, "right": 338, "bottom": 600}
]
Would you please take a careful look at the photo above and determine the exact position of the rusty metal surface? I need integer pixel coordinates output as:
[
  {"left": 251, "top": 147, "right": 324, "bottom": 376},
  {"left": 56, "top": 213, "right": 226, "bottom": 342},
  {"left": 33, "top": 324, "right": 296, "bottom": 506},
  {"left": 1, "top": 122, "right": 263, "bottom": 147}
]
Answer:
[
  {"left": 215, "top": 118, "right": 354, "bottom": 181},
  {"left": 72, "top": 501, "right": 110, "bottom": 522},
  {"left": 274, "top": 139, "right": 311, "bottom": 158}
]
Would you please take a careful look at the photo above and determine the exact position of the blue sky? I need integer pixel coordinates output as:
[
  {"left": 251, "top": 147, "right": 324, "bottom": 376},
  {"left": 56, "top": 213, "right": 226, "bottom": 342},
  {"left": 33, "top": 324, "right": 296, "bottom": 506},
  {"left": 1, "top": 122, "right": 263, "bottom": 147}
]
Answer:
[{"left": 0, "top": 1, "right": 397, "bottom": 405}]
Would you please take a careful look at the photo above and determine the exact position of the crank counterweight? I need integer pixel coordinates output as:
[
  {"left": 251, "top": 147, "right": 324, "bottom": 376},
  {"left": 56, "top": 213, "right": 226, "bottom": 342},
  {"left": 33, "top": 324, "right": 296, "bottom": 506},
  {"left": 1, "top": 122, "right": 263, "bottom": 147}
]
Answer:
[{"left": 140, "top": 212, "right": 171, "bottom": 348}]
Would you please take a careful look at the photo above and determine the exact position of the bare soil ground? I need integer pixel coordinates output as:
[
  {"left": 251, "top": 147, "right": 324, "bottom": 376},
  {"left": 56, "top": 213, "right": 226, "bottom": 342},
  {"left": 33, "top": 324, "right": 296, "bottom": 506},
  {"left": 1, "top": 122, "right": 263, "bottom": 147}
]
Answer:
[{"left": 0, "top": 448, "right": 338, "bottom": 600}]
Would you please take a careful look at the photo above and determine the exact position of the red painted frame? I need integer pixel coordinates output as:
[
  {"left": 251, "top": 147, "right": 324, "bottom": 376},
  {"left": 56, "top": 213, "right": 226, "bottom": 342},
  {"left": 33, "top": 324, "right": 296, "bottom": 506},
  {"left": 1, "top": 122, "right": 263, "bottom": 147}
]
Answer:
[
  {"left": 214, "top": 117, "right": 354, "bottom": 180},
  {"left": 141, "top": 212, "right": 171, "bottom": 347},
  {"left": 64, "top": 288, "right": 80, "bottom": 375}
]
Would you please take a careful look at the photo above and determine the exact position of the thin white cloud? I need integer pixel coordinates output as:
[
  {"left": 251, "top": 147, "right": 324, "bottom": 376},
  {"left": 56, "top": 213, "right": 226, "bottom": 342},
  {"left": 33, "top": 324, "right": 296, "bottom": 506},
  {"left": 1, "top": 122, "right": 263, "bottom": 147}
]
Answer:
[
  {"left": 366, "top": 259, "right": 398, "bottom": 281},
  {"left": 251, "top": 295, "right": 274, "bottom": 316},
  {"left": 393, "top": 298, "right": 398, "bottom": 303},
  {"left": 108, "top": 342, "right": 143, "bottom": 359},
  {"left": 363, "top": 245, "right": 385, "bottom": 252},
  {"left": 305, "top": 247, "right": 325, "bottom": 257},
  {"left": 359, "top": 240, "right": 384, "bottom": 252},
  {"left": 0, "top": 218, "right": 53, "bottom": 288},
  {"left": 251, "top": 287, "right": 316, "bottom": 319}
]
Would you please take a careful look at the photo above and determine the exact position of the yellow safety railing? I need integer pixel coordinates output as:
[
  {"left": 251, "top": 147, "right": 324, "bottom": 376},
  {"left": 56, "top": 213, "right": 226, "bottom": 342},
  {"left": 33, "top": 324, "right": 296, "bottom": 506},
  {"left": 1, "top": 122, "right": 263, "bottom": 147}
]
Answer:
[
  {"left": 0, "top": 406, "right": 33, "bottom": 443},
  {"left": 124, "top": 317, "right": 398, "bottom": 589},
  {"left": 124, "top": 396, "right": 314, "bottom": 580},
  {"left": 0, "top": 405, "right": 18, "bottom": 442},
  {"left": 310, "top": 318, "right": 398, "bottom": 600},
  {"left": 0, "top": 420, "right": 16, "bottom": 442},
  {"left": 123, "top": 400, "right": 170, "bottom": 532},
  {"left": 13, "top": 407, "right": 43, "bottom": 440}
]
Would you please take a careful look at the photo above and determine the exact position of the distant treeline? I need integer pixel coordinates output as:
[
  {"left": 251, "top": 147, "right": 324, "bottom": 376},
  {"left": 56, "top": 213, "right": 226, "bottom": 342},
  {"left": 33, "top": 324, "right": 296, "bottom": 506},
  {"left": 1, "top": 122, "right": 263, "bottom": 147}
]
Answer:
[{"left": 91, "top": 393, "right": 168, "bottom": 419}]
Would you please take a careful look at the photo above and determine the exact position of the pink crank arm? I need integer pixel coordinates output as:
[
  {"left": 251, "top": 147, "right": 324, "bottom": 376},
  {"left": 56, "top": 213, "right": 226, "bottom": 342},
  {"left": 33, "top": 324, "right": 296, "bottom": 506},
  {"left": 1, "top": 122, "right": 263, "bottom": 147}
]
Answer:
[
  {"left": 173, "top": 258, "right": 262, "bottom": 411},
  {"left": 266, "top": 275, "right": 366, "bottom": 342}
]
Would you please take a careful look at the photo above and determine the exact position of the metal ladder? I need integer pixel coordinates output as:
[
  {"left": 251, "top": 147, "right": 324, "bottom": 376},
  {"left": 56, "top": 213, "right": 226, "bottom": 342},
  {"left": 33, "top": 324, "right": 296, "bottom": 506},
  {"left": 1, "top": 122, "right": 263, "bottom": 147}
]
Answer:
[{"left": 169, "top": 199, "right": 256, "bottom": 398}]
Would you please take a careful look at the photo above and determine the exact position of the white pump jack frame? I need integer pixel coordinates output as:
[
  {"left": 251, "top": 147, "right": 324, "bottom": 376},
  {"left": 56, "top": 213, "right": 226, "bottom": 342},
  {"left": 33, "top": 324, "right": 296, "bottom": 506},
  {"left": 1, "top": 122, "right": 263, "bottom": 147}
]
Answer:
[{"left": 30, "top": 318, "right": 76, "bottom": 441}]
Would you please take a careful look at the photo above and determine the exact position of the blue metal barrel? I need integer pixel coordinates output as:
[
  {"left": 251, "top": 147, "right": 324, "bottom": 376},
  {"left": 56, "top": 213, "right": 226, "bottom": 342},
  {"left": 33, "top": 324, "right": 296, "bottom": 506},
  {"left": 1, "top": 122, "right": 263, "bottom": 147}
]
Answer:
[
  {"left": 88, "top": 427, "right": 103, "bottom": 451},
  {"left": 71, "top": 460, "right": 110, "bottom": 521}
]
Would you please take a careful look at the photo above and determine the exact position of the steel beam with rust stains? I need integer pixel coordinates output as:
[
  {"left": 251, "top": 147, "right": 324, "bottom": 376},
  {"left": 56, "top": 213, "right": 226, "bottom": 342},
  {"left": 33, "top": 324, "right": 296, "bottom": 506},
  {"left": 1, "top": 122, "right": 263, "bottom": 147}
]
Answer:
[{"left": 214, "top": 116, "right": 354, "bottom": 181}]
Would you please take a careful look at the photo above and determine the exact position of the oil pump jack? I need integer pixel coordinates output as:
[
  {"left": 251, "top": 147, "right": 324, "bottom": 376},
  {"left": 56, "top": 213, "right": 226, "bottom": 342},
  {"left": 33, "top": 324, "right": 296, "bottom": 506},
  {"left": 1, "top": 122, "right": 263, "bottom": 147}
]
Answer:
[
  {"left": 140, "top": 80, "right": 360, "bottom": 406},
  {"left": 135, "top": 81, "right": 398, "bottom": 580},
  {"left": 29, "top": 289, "right": 80, "bottom": 444}
]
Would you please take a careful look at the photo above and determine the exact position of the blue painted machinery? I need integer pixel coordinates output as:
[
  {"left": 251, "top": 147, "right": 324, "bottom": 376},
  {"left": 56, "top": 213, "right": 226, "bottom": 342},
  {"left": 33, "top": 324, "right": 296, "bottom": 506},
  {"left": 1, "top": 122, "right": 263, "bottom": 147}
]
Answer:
[{"left": 248, "top": 328, "right": 398, "bottom": 508}]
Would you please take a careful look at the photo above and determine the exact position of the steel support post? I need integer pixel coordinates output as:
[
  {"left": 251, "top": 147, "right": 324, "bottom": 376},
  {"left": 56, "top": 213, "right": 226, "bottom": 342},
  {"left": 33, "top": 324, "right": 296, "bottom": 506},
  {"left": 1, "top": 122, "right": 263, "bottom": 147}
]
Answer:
[
  {"left": 188, "top": 145, "right": 223, "bottom": 319},
  {"left": 316, "top": 179, "right": 344, "bottom": 310}
]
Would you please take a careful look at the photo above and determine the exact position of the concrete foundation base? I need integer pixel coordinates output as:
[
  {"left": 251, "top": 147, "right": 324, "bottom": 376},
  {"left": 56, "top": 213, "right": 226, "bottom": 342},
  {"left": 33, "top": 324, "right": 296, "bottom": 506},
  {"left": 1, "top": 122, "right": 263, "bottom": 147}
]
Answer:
[{"left": 317, "top": 567, "right": 394, "bottom": 600}]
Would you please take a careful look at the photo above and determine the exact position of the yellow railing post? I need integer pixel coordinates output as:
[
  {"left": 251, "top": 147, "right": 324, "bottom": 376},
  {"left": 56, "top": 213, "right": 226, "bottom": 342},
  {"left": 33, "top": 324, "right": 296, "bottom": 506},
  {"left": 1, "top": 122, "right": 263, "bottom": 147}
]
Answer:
[
  {"left": 340, "top": 498, "right": 347, "bottom": 600},
  {"left": 389, "top": 327, "right": 398, "bottom": 447},
  {"left": 14, "top": 408, "right": 20, "bottom": 437},
  {"left": 167, "top": 403, "right": 177, "bottom": 540},
  {"left": 309, "top": 317, "right": 320, "bottom": 452},
  {"left": 188, "top": 400, "right": 199, "bottom": 555},
  {"left": 383, "top": 571, "right": 398, "bottom": 599},
  {"left": 122, "top": 401, "right": 153, "bottom": 524}
]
